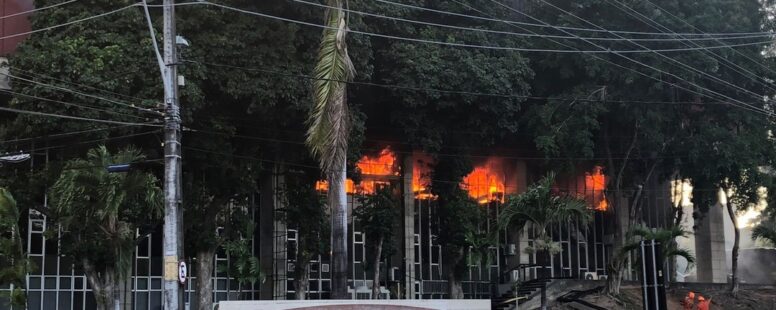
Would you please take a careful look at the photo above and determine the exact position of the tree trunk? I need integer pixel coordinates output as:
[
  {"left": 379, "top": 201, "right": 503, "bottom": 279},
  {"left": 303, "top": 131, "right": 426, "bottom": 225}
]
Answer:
[
  {"left": 724, "top": 198, "right": 740, "bottom": 296},
  {"left": 295, "top": 257, "right": 311, "bottom": 300},
  {"left": 606, "top": 259, "right": 623, "bottom": 295},
  {"left": 196, "top": 248, "right": 216, "bottom": 310},
  {"left": 445, "top": 248, "right": 464, "bottom": 299},
  {"left": 82, "top": 259, "right": 116, "bottom": 310},
  {"left": 372, "top": 235, "right": 384, "bottom": 299},
  {"left": 330, "top": 156, "right": 349, "bottom": 299},
  {"left": 448, "top": 272, "right": 464, "bottom": 299}
]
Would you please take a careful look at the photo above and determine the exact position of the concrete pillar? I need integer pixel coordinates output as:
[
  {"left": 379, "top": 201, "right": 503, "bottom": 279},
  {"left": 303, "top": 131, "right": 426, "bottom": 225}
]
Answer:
[
  {"left": 259, "top": 165, "right": 287, "bottom": 299},
  {"left": 694, "top": 203, "right": 727, "bottom": 283},
  {"left": 506, "top": 160, "right": 528, "bottom": 273},
  {"left": 402, "top": 155, "right": 416, "bottom": 299}
]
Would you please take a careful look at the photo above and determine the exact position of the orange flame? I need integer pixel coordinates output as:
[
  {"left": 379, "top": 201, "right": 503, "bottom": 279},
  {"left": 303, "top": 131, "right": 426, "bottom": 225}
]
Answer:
[
  {"left": 584, "top": 166, "right": 608, "bottom": 211},
  {"left": 357, "top": 147, "right": 399, "bottom": 177},
  {"left": 315, "top": 147, "right": 399, "bottom": 195},
  {"left": 315, "top": 179, "right": 356, "bottom": 194},
  {"left": 412, "top": 154, "right": 436, "bottom": 200},
  {"left": 462, "top": 159, "right": 511, "bottom": 204}
]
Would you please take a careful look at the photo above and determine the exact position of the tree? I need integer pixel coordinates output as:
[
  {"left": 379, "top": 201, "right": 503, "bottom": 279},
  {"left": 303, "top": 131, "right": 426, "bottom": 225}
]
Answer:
[
  {"left": 515, "top": 0, "right": 776, "bottom": 296},
  {"left": 354, "top": 185, "right": 399, "bottom": 299},
  {"left": 307, "top": 0, "right": 355, "bottom": 299},
  {"left": 280, "top": 177, "right": 329, "bottom": 300},
  {"left": 0, "top": 188, "right": 32, "bottom": 308},
  {"left": 498, "top": 172, "right": 591, "bottom": 309},
  {"left": 620, "top": 225, "right": 696, "bottom": 280},
  {"left": 49, "top": 146, "right": 162, "bottom": 310}
]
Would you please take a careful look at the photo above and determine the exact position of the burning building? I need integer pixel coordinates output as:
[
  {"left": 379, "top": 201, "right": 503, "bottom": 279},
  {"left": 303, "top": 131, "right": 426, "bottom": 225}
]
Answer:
[{"left": 264, "top": 150, "right": 635, "bottom": 301}]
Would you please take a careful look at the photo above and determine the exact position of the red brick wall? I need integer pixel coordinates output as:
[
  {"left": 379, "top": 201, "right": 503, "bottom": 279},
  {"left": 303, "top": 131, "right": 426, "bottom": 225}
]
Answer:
[{"left": 0, "top": 0, "right": 33, "bottom": 55}]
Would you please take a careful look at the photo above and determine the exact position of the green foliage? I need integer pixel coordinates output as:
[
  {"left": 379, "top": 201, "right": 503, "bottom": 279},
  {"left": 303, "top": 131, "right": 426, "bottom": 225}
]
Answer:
[
  {"left": 280, "top": 176, "right": 329, "bottom": 263},
  {"left": 219, "top": 220, "right": 263, "bottom": 298},
  {"left": 620, "top": 225, "right": 696, "bottom": 272},
  {"left": 356, "top": 0, "right": 533, "bottom": 152},
  {"left": 752, "top": 216, "right": 776, "bottom": 247},
  {"left": 0, "top": 188, "right": 33, "bottom": 307},
  {"left": 49, "top": 146, "right": 163, "bottom": 279},
  {"left": 355, "top": 185, "right": 400, "bottom": 270},
  {"left": 499, "top": 172, "right": 591, "bottom": 254}
]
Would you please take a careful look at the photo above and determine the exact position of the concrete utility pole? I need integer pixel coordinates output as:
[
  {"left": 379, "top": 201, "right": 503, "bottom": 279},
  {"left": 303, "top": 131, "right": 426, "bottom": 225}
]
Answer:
[{"left": 162, "top": 0, "right": 183, "bottom": 308}]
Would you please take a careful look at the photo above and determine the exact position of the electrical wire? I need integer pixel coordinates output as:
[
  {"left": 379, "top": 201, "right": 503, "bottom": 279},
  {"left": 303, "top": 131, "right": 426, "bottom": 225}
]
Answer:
[
  {"left": 9, "top": 67, "right": 153, "bottom": 103},
  {"left": 370, "top": 0, "right": 774, "bottom": 115},
  {"left": 186, "top": 126, "right": 701, "bottom": 161},
  {"left": 294, "top": 0, "right": 776, "bottom": 43},
  {"left": 604, "top": 0, "right": 776, "bottom": 95},
  {"left": 372, "top": 0, "right": 776, "bottom": 38},
  {"left": 3, "top": 73, "right": 162, "bottom": 116},
  {"left": 0, "top": 0, "right": 78, "bottom": 21},
  {"left": 10, "top": 129, "right": 162, "bottom": 154},
  {"left": 194, "top": 0, "right": 771, "bottom": 115},
  {"left": 190, "top": 1, "right": 774, "bottom": 54},
  {"left": 0, "top": 106, "right": 162, "bottom": 127},
  {"left": 530, "top": 0, "right": 773, "bottom": 108},
  {"left": 0, "top": 87, "right": 149, "bottom": 121},
  {"left": 300, "top": 0, "right": 776, "bottom": 106},
  {"left": 0, "top": 3, "right": 139, "bottom": 41},
  {"left": 0, "top": 125, "right": 135, "bottom": 145},
  {"left": 185, "top": 59, "right": 758, "bottom": 108},
  {"left": 480, "top": 0, "right": 772, "bottom": 116},
  {"left": 637, "top": 0, "right": 776, "bottom": 87}
]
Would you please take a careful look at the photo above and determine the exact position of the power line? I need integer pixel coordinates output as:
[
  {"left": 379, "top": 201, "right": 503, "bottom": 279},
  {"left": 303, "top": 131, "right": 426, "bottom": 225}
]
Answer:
[
  {"left": 3, "top": 73, "right": 162, "bottom": 116},
  {"left": 604, "top": 0, "right": 776, "bottom": 95},
  {"left": 11, "top": 129, "right": 162, "bottom": 154},
  {"left": 0, "top": 87, "right": 150, "bottom": 121},
  {"left": 372, "top": 0, "right": 776, "bottom": 38},
  {"left": 179, "top": 1, "right": 774, "bottom": 115},
  {"left": 295, "top": 0, "right": 776, "bottom": 43},
  {"left": 190, "top": 1, "right": 775, "bottom": 54},
  {"left": 0, "top": 125, "right": 135, "bottom": 145},
  {"left": 302, "top": 0, "right": 776, "bottom": 106},
  {"left": 9, "top": 67, "right": 153, "bottom": 103},
  {"left": 636, "top": 0, "right": 776, "bottom": 88},
  {"left": 0, "top": 106, "right": 162, "bottom": 127},
  {"left": 186, "top": 126, "right": 702, "bottom": 161},
  {"left": 480, "top": 0, "right": 772, "bottom": 116},
  {"left": 184, "top": 59, "right": 761, "bottom": 108},
  {"left": 0, "top": 0, "right": 78, "bottom": 21},
  {"left": 528, "top": 0, "right": 773, "bottom": 108},
  {"left": 0, "top": 3, "right": 139, "bottom": 41}
]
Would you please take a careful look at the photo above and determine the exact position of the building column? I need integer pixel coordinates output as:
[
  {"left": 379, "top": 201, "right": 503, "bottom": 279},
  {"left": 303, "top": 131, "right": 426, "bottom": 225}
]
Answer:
[
  {"left": 694, "top": 202, "right": 727, "bottom": 283},
  {"left": 402, "top": 155, "right": 416, "bottom": 299},
  {"left": 259, "top": 164, "right": 287, "bottom": 299}
]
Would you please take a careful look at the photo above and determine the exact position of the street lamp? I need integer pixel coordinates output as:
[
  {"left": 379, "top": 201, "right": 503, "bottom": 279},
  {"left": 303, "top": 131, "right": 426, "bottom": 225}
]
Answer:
[{"left": 0, "top": 153, "right": 30, "bottom": 165}]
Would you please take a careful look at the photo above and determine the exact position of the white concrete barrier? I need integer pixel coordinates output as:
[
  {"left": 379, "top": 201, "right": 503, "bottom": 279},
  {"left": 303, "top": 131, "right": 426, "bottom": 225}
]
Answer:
[{"left": 217, "top": 299, "right": 491, "bottom": 310}]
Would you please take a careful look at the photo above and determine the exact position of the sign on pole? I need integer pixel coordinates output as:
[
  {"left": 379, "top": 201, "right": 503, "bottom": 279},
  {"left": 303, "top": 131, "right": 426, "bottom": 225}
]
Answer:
[{"left": 178, "top": 261, "right": 187, "bottom": 285}]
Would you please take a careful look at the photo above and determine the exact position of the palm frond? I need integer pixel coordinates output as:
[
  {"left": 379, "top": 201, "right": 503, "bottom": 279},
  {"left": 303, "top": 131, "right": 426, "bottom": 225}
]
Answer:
[{"left": 307, "top": 0, "right": 355, "bottom": 173}]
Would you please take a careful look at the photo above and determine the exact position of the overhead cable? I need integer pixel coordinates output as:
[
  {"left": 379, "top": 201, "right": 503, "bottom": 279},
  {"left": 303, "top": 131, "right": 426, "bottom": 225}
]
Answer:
[{"left": 0, "top": 106, "right": 162, "bottom": 127}]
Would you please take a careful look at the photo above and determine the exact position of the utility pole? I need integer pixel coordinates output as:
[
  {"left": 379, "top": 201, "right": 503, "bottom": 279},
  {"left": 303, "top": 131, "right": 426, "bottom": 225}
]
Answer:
[{"left": 162, "top": 0, "right": 183, "bottom": 308}]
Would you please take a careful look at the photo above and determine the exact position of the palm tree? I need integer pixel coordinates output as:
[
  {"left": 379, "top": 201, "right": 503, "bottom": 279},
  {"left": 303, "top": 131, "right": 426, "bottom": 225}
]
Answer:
[
  {"left": 499, "top": 172, "right": 592, "bottom": 256},
  {"left": 307, "top": 0, "right": 355, "bottom": 299},
  {"left": 498, "top": 172, "right": 591, "bottom": 310},
  {"left": 620, "top": 225, "right": 696, "bottom": 284},
  {"left": 50, "top": 146, "right": 162, "bottom": 310}
]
